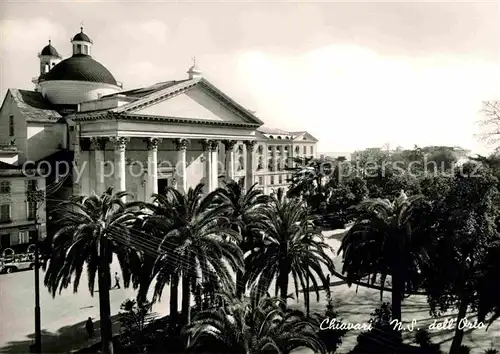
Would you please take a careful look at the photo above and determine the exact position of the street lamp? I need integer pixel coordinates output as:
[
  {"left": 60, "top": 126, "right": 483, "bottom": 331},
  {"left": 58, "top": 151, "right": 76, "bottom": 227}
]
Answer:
[{"left": 27, "top": 189, "right": 45, "bottom": 354}]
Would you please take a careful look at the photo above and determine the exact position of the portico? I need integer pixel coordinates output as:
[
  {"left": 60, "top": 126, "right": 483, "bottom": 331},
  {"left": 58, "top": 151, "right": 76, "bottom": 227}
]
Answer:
[{"left": 70, "top": 76, "right": 264, "bottom": 201}]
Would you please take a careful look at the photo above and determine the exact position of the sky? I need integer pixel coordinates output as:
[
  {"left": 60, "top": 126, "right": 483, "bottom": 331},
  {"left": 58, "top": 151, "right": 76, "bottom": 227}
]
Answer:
[{"left": 0, "top": 0, "right": 499, "bottom": 155}]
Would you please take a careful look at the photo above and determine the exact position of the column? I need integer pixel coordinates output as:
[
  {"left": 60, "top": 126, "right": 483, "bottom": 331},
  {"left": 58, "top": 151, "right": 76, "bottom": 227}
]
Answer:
[
  {"left": 90, "top": 137, "right": 107, "bottom": 195},
  {"left": 174, "top": 138, "right": 188, "bottom": 194},
  {"left": 146, "top": 138, "right": 161, "bottom": 201},
  {"left": 210, "top": 140, "right": 219, "bottom": 191},
  {"left": 202, "top": 140, "right": 212, "bottom": 192},
  {"left": 110, "top": 137, "right": 129, "bottom": 199},
  {"left": 272, "top": 145, "right": 278, "bottom": 171},
  {"left": 244, "top": 140, "right": 256, "bottom": 192},
  {"left": 223, "top": 140, "right": 236, "bottom": 181}
]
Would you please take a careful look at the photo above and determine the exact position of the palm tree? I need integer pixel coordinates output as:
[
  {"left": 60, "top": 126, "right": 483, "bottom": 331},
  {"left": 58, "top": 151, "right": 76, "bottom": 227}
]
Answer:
[
  {"left": 44, "top": 189, "right": 142, "bottom": 354},
  {"left": 214, "top": 179, "right": 270, "bottom": 298},
  {"left": 185, "top": 292, "right": 326, "bottom": 354},
  {"left": 287, "top": 157, "right": 333, "bottom": 211},
  {"left": 245, "top": 188, "right": 335, "bottom": 307},
  {"left": 338, "top": 192, "right": 431, "bottom": 323},
  {"left": 143, "top": 184, "right": 244, "bottom": 327}
]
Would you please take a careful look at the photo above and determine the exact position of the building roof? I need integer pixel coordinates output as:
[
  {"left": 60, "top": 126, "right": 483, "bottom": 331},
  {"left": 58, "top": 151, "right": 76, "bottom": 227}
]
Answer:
[
  {"left": 40, "top": 41, "right": 61, "bottom": 57},
  {"left": 103, "top": 80, "right": 187, "bottom": 99},
  {"left": 7, "top": 89, "right": 62, "bottom": 123},
  {"left": 72, "top": 28, "right": 92, "bottom": 43},
  {"left": 257, "top": 126, "right": 291, "bottom": 135},
  {"left": 42, "top": 54, "right": 117, "bottom": 85}
]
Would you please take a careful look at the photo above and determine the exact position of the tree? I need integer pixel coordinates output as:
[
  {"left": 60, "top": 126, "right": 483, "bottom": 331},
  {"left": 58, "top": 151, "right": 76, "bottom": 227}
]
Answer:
[
  {"left": 287, "top": 157, "right": 333, "bottom": 211},
  {"left": 118, "top": 298, "right": 155, "bottom": 353},
  {"left": 245, "top": 188, "right": 335, "bottom": 307},
  {"left": 338, "top": 193, "right": 432, "bottom": 324},
  {"left": 478, "top": 100, "right": 500, "bottom": 147},
  {"left": 213, "top": 179, "right": 270, "bottom": 298},
  {"left": 144, "top": 184, "right": 244, "bottom": 328},
  {"left": 44, "top": 189, "right": 142, "bottom": 354},
  {"left": 422, "top": 163, "right": 499, "bottom": 354},
  {"left": 185, "top": 293, "right": 326, "bottom": 354},
  {"left": 477, "top": 239, "right": 500, "bottom": 329}
]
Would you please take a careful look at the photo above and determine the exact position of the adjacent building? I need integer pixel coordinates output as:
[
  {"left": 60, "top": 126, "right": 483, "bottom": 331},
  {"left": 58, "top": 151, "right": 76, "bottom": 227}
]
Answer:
[
  {"left": 0, "top": 27, "right": 318, "bottom": 203},
  {"left": 0, "top": 159, "right": 46, "bottom": 254}
]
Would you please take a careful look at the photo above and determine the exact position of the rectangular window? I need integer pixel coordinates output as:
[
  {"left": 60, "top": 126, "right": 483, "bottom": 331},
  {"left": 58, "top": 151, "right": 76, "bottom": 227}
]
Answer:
[
  {"left": 258, "top": 177, "right": 264, "bottom": 185},
  {"left": 77, "top": 44, "right": 82, "bottom": 54},
  {"left": 26, "top": 179, "right": 37, "bottom": 192},
  {"left": 18, "top": 231, "right": 29, "bottom": 245},
  {"left": 28, "top": 202, "right": 36, "bottom": 220},
  {"left": 310, "top": 146, "right": 313, "bottom": 154},
  {"left": 270, "top": 176, "right": 275, "bottom": 185},
  {"left": 83, "top": 45, "right": 88, "bottom": 55},
  {"left": 0, "top": 204, "right": 11, "bottom": 222},
  {"left": 0, "top": 181, "right": 11, "bottom": 194},
  {"left": 303, "top": 146, "right": 307, "bottom": 154},
  {"left": 278, "top": 175, "right": 283, "bottom": 184},
  {"left": 9, "top": 116, "right": 14, "bottom": 137}
]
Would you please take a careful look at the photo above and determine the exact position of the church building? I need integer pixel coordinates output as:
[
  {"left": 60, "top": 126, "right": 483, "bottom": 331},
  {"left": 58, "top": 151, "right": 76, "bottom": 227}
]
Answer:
[{"left": 0, "top": 27, "right": 319, "bottom": 207}]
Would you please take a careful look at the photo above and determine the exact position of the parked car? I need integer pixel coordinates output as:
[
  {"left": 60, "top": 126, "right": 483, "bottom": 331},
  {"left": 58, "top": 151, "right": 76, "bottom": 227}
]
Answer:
[{"left": 0, "top": 254, "right": 35, "bottom": 274}]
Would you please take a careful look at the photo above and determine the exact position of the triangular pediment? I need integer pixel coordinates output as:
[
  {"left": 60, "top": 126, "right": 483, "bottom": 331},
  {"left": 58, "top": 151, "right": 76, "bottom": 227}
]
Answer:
[
  {"left": 293, "top": 131, "right": 318, "bottom": 142},
  {"left": 113, "top": 79, "right": 263, "bottom": 126}
]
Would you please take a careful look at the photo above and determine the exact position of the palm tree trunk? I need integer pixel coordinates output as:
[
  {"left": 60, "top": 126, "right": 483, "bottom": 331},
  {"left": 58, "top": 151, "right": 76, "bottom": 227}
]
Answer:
[
  {"left": 391, "top": 271, "right": 403, "bottom": 324},
  {"left": 305, "top": 275, "right": 310, "bottom": 317},
  {"left": 449, "top": 295, "right": 468, "bottom": 354},
  {"left": 98, "top": 237, "right": 114, "bottom": 354},
  {"left": 181, "top": 274, "right": 191, "bottom": 324},
  {"left": 278, "top": 261, "right": 290, "bottom": 305},
  {"left": 169, "top": 273, "right": 179, "bottom": 321}
]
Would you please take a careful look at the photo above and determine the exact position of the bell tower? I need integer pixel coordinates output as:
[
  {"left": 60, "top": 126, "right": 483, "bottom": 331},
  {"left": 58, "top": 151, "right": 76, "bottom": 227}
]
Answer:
[{"left": 32, "top": 39, "right": 62, "bottom": 90}]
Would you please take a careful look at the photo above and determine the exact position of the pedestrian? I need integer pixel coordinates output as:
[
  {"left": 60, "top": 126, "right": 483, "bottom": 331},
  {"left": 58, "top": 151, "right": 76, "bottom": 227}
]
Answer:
[
  {"left": 113, "top": 272, "right": 121, "bottom": 289},
  {"left": 85, "top": 317, "right": 94, "bottom": 338}
]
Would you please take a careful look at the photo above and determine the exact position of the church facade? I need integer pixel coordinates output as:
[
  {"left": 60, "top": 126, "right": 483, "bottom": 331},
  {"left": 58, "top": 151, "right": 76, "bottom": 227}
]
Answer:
[{"left": 0, "top": 27, "right": 318, "bottom": 205}]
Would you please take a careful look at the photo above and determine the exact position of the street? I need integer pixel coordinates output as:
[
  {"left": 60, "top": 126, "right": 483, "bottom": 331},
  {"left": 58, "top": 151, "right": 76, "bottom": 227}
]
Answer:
[{"left": 0, "top": 259, "right": 172, "bottom": 353}]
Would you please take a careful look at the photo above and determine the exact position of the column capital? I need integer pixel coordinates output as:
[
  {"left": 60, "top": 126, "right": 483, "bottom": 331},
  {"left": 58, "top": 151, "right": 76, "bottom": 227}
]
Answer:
[
  {"left": 223, "top": 140, "right": 237, "bottom": 151},
  {"left": 110, "top": 136, "right": 130, "bottom": 150},
  {"left": 202, "top": 139, "right": 219, "bottom": 152},
  {"left": 174, "top": 138, "right": 189, "bottom": 151},
  {"left": 90, "top": 137, "right": 107, "bottom": 150},
  {"left": 244, "top": 140, "right": 257, "bottom": 152},
  {"left": 145, "top": 137, "right": 162, "bottom": 150},
  {"left": 79, "top": 138, "right": 91, "bottom": 151}
]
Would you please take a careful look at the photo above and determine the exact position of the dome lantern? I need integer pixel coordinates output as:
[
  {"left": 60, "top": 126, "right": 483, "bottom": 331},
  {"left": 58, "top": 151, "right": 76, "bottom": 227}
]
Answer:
[{"left": 71, "top": 26, "right": 93, "bottom": 56}]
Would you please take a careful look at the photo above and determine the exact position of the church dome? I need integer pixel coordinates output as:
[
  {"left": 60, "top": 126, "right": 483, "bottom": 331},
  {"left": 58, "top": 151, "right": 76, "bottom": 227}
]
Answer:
[
  {"left": 42, "top": 54, "right": 117, "bottom": 85},
  {"left": 40, "top": 41, "right": 60, "bottom": 57}
]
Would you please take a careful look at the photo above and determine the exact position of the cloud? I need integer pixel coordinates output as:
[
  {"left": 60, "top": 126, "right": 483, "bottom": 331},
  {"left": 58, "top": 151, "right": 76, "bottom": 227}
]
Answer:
[
  {"left": 0, "top": 18, "right": 67, "bottom": 53},
  {"left": 236, "top": 45, "right": 500, "bottom": 153}
]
